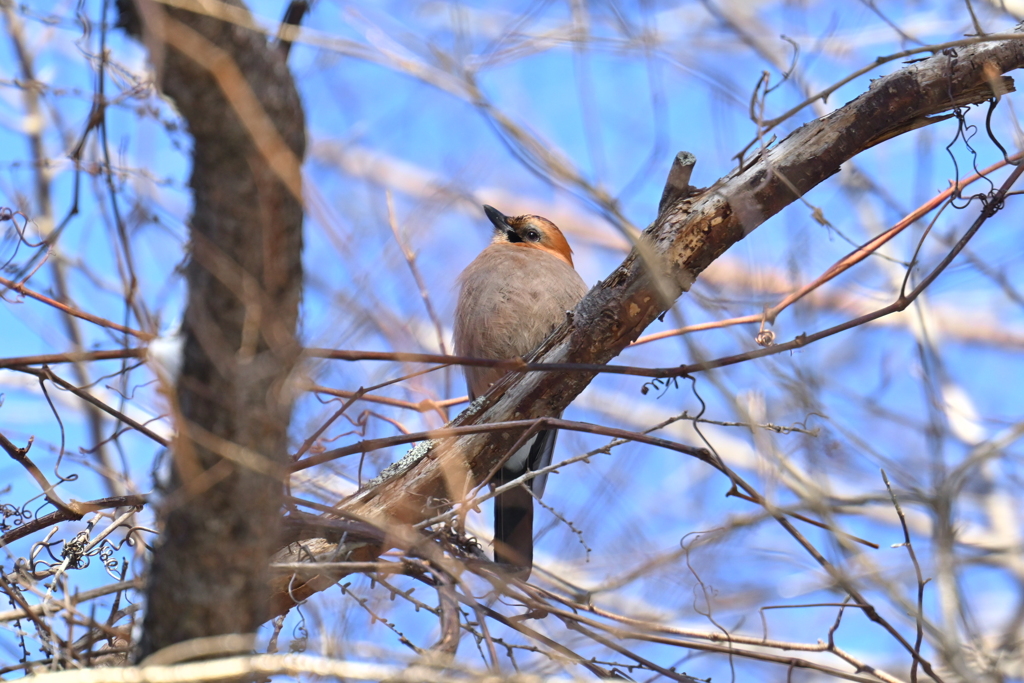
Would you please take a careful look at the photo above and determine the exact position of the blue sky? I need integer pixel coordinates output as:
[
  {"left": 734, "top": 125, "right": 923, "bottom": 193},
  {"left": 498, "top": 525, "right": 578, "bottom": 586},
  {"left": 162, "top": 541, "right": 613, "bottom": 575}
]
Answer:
[{"left": 2, "top": 0, "right": 1024, "bottom": 679}]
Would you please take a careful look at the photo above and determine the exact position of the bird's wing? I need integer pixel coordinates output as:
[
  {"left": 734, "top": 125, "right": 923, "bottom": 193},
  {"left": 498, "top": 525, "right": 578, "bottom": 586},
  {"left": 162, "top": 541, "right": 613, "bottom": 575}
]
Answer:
[{"left": 526, "top": 428, "right": 557, "bottom": 497}]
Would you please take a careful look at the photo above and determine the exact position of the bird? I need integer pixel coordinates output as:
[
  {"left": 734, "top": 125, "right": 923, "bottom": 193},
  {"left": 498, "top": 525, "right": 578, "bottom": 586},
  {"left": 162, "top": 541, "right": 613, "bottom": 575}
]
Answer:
[{"left": 453, "top": 204, "right": 587, "bottom": 578}]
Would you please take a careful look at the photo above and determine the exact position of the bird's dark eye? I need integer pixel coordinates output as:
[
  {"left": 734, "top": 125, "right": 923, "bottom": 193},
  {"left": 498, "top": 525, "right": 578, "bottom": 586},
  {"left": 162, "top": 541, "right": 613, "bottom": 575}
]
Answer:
[{"left": 526, "top": 229, "right": 540, "bottom": 241}]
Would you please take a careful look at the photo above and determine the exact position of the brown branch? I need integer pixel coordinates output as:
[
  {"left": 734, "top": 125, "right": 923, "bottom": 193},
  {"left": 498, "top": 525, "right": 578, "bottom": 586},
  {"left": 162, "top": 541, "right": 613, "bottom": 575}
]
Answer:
[
  {"left": 385, "top": 191, "right": 449, "bottom": 358},
  {"left": 0, "top": 348, "right": 146, "bottom": 370},
  {"left": 0, "top": 579, "right": 143, "bottom": 624},
  {"left": 657, "top": 151, "right": 697, "bottom": 215},
  {"left": 0, "top": 572, "right": 67, "bottom": 656},
  {"left": 9, "top": 365, "right": 169, "bottom": 446},
  {"left": 460, "top": 599, "right": 620, "bottom": 679},
  {"left": 0, "top": 495, "right": 148, "bottom": 547},
  {"left": 0, "top": 274, "right": 155, "bottom": 341},
  {"left": 883, "top": 470, "right": 928, "bottom": 683},
  {"left": 747, "top": 33, "right": 1023, "bottom": 150},
  {"left": 290, "top": 417, "right": 713, "bottom": 474},
  {"left": 667, "top": 162, "right": 1023, "bottom": 379},
  {"left": 0, "top": 431, "right": 76, "bottom": 515},
  {"left": 633, "top": 149, "right": 1024, "bottom": 346},
  {"left": 726, "top": 489, "right": 879, "bottom": 549},
  {"left": 432, "top": 572, "right": 460, "bottom": 658},
  {"left": 309, "top": 383, "right": 465, "bottom": 415},
  {"left": 553, "top": 602, "right": 897, "bottom": 683}
]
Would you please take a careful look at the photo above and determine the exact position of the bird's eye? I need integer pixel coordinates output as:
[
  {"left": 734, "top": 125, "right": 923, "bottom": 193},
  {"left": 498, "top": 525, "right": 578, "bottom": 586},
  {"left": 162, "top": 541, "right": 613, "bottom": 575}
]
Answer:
[{"left": 526, "top": 229, "right": 540, "bottom": 241}]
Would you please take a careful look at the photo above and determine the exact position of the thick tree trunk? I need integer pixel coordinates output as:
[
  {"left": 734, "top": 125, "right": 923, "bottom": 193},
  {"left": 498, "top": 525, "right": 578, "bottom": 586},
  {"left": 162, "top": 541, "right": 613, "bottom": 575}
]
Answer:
[{"left": 117, "top": 0, "right": 306, "bottom": 657}]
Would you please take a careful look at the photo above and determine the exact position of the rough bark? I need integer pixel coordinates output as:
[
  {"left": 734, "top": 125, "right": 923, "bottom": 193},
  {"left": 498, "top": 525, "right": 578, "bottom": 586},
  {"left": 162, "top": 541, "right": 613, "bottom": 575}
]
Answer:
[
  {"left": 117, "top": 0, "right": 306, "bottom": 657},
  {"left": 272, "top": 31, "right": 1024, "bottom": 614}
]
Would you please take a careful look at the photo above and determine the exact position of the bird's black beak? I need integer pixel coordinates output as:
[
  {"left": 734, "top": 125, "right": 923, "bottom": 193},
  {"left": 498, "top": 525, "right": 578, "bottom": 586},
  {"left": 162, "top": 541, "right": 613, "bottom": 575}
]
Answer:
[
  {"left": 483, "top": 205, "right": 509, "bottom": 230},
  {"left": 483, "top": 205, "right": 520, "bottom": 243}
]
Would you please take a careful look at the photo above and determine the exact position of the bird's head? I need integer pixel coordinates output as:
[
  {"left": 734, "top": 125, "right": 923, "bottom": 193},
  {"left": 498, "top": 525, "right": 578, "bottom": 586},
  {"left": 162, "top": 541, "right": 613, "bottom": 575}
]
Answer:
[{"left": 483, "top": 205, "right": 575, "bottom": 267}]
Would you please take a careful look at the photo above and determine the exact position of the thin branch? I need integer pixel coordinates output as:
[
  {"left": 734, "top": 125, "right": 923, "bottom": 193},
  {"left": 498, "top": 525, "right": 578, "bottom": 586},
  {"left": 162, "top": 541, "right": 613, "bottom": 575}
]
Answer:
[
  {"left": 0, "top": 495, "right": 148, "bottom": 547},
  {"left": 0, "top": 275, "right": 154, "bottom": 341},
  {"left": 883, "top": 470, "right": 928, "bottom": 683},
  {"left": 0, "top": 349, "right": 146, "bottom": 370}
]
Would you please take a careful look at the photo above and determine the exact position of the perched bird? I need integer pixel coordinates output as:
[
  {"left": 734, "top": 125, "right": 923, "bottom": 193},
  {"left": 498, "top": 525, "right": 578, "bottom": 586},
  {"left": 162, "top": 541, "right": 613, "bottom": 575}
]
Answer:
[{"left": 454, "top": 205, "right": 587, "bottom": 578}]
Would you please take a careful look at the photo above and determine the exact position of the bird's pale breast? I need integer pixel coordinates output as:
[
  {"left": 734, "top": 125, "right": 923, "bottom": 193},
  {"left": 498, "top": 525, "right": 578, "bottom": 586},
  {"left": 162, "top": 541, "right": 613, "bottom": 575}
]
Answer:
[{"left": 454, "top": 244, "right": 587, "bottom": 398}]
